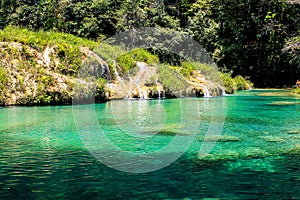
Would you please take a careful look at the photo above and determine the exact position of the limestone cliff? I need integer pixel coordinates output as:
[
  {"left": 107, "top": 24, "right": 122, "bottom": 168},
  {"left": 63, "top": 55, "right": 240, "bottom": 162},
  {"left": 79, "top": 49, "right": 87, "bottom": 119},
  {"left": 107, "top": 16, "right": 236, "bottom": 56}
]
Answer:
[
  {"left": 0, "top": 42, "right": 225, "bottom": 106},
  {"left": 0, "top": 42, "right": 109, "bottom": 106}
]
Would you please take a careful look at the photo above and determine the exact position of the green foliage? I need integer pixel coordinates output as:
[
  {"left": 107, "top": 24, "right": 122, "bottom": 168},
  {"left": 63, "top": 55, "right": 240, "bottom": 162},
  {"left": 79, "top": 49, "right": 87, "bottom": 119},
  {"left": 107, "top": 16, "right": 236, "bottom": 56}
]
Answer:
[
  {"left": 0, "top": 26, "right": 99, "bottom": 76},
  {"left": 158, "top": 64, "right": 188, "bottom": 96},
  {"left": 116, "top": 53, "right": 135, "bottom": 74},
  {"left": 0, "top": 0, "right": 298, "bottom": 106},
  {"left": 0, "top": 26, "right": 97, "bottom": 50},
  {"left": 181, "top": 62, "right": 196, "bottom": 77},
  {"left": 208, "top": 0, "right": 300, "bottom": 87},
  {"left": 116, "top": 48, "right": 159, "bottom": 74},
  {"left": 221, "top": 73, "right": 254, "bottom": 93},
  {"left": 38, "top": 75, "right": 54, "bottom": 85},
  {"left": 97, "top": 78, "right": 107, "bottom": 89},
  {"left": 0, "top": 0, "right": 118, "bottom": 38},
  {"left": 221, "top": 73, "right": 237, "bottom": 94},
  {"left": 0, "top": 67, "right": 7, "bottom": 91},
  {"left": 282, "top": 35, "right": 300, "bottom": 84},
  {"left": 93, "top": 44, "right": 124, "bottom": 63},
  {"left": 291, "top": 87, "right": 300, "bottom": 95},
  {"left": 116, "top": 0, "right": 179, "bottom": 31},
  {"left": 95, "top": 77, "right": 108, "bottom": 102},
  {"left": 129, "top": 49, "right": 159, "bottom": 65},
  {"left": 189, "top": 0, "right": 219, "bottom": 54},
  {"left": 1, "top": 0, "right": 299, "bottom": 87},
  {"left": 234, "top": 75, "right": 253, "bottom": 90}
]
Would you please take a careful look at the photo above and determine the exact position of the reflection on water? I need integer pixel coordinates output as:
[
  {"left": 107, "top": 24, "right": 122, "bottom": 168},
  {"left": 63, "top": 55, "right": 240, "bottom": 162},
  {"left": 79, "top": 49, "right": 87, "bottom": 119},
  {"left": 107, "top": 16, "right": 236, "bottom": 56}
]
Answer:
[
  {"left": 0, "top": 90, "right": 300, "bottom": 199},
  {"left": 109, "top": 100, "right": 167, "bottom": 137}
]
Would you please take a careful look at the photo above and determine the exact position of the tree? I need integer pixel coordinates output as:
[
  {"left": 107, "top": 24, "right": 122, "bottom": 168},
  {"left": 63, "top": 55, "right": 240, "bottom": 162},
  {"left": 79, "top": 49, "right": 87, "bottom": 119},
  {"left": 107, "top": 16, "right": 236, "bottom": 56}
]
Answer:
[
  {"left": 115, "top": 0, "right": 179, "bottom": 32},
  {"left": 208, "top": 0, "right": 300, "bottom": 87}
]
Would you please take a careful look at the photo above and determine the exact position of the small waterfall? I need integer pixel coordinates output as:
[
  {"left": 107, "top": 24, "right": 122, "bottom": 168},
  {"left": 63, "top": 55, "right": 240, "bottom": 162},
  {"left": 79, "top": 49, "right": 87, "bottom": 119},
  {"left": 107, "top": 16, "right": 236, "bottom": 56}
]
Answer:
[
  {"left": 186, "top": 80, "right": 211, "bottom": 98},
  {"left": 221, "top": 88, "right": 227, "bottom": 96},
  {"left": 156, "top": 76, "right": 161, "bottom": 99},
  {"left": 142, "top": 89, "right": 148, "bottom": 99},
  {"left": 195, "top": 83, "right": 211, "bottom": 97},
  {"left": 107, "top": 62, "right": 158, "bottom": 100},
  {"left": 201, "top": 84, "right": 211, "bottom": 97},
  {"left": 80, "top": 47, "right": 111, "bottom": 80},
  {"left": 98, "top": 60, "right": 111, "bottom": 81},
  {"left": 127, "top": 77, "right": 134, "bottom": 99},
  {"left": 113, "top": 60, "right": 122, "bottom": 82},
  {"left": 138, "top": 87, "right": 143, "bottom": 99}
]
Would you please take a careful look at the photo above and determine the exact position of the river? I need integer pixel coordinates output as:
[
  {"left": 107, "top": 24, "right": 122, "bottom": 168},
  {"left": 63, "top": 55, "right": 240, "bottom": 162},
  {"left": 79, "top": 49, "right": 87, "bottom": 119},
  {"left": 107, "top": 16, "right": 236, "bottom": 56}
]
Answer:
[{"left": 0, "top": 90, "right": 299, "bottom": 199}]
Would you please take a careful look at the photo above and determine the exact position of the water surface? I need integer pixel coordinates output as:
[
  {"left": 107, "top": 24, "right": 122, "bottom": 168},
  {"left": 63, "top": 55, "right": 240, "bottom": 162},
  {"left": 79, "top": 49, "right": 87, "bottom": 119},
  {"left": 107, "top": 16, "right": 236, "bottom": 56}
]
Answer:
[{"left": 0, "top": 90, "right": 300, "bottom": 199}]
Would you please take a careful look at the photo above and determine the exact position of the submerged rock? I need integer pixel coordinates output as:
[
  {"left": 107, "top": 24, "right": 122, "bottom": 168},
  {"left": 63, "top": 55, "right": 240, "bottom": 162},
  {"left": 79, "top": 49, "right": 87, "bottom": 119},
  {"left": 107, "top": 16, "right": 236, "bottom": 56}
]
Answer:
[
  {"left": 259, "top": 136, "right": 284, "bottom": 142},
  {"left": 197, "top": 135, "right": 241, "bottom": 142},
  {"left": 226, "top": 159, "right": 276, "bottom": 173},
  {"left": 267, "top": 101, "right": 300, "bottom": 106},
  {"left": 289, "top": 135, "right": 300, "bottom": 140},
  {"left": 240, "top": 147, "right": 271, "bottom": 159},
  {"left": 157, "top": 124, "right": 195, "bottom": 136},
  {"left": 256, "top": 91, "right": 292, "bottom": 97},
  {"left": 287, "top": 130, "right": 300, "bottom": 134},
  {"left": 198, "top": 150, "right": 240, "bottom": 162},
  {"left": 198, "top": 147, "right": 272, "bottom": 163},
  {"left": 287, "top": 144, "right": 300, "bottom": 155}
]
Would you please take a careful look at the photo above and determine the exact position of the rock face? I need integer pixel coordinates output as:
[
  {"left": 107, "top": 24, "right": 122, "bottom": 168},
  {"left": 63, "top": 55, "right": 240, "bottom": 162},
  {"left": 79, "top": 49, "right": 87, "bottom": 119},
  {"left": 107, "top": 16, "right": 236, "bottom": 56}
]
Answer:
[
  {"left": 186, "top": 71, "right": 225, "bottom": 97},
  {"left": 0, "top": 42, "right": 72, "bottom": 105},
  {"left": 0, "top": 42, "right": 108, "bottom": 106},
  {"left": 0, "top": 42, "right": 225, "bottom": 106},
  {"left": 106, "top": 62, "right": 163, "bottom": 99},
  {"left": 79, "top": 47, "right": 111, "bottom": 81},
  {"left": 106, "top": 62, "right": 225, "bottom": 100}
]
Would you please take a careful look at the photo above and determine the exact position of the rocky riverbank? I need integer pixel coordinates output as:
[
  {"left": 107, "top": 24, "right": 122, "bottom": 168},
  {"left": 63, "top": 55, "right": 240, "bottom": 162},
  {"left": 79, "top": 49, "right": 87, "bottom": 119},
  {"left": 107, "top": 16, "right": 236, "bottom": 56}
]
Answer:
[
  {"left": 0, "top": 28, "right": 252, "bottom": 106},
  {"left": 0, "top": 41, "right": 226, "bottom": 106}
]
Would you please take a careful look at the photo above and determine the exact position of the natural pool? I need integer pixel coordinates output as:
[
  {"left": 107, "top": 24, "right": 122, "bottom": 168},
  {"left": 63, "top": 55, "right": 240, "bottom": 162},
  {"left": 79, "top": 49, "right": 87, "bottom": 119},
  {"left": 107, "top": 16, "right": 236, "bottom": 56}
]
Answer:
[{"left": 0, "top": 90, "right": 300, "bottom": 199}]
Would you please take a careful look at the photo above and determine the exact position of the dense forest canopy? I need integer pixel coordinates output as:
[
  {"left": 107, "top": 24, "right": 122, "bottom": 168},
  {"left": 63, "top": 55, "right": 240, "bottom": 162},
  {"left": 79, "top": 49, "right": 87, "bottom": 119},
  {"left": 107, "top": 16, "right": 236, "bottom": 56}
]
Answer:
[{"left": 0, "top": 0, "right": 299, "bottom": 87}]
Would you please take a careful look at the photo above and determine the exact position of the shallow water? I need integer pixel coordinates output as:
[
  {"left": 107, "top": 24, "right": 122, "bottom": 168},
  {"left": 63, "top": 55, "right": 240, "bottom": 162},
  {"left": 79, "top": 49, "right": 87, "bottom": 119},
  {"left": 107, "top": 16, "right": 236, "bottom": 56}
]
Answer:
[{"left": 0, "top": 90, "right": 300, "bottom": 199}]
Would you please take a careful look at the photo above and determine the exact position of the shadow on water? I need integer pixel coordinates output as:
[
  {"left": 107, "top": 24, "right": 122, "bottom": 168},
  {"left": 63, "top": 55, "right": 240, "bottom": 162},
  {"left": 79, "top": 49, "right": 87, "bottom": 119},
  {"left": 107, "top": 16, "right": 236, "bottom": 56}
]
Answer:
[{"left": 1, "top": 146, "right": 300, "bottom": 199}]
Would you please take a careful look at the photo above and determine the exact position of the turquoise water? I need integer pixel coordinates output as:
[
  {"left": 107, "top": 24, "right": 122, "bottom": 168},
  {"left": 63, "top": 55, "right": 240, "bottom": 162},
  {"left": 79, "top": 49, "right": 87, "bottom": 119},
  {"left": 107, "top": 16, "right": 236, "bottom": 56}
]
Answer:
[{"left": 0, "top": 90, "right": 300, "bottom": 199}]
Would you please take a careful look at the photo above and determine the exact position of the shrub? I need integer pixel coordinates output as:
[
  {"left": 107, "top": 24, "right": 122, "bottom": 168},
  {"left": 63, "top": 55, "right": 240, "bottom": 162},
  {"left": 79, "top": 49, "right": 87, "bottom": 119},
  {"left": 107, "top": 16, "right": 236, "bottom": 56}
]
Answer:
[
  {"left": 116, "top": 48, "right": 159, "bottom": 75},
  {"left": 158, "top": 64, "right": 188, "bottom": 96},
  {"left": 93, "top": 44, "right": 123, "bottom": 63},
  {"left": 0, "top": 26, "right": 97, "bottom": 50},
  {"left": 234, "top": 75, "right": 253, "bottom": 90},
  {"left": 96, "top": 78, "right": 108, "bottom": 102},
  {"left": 0, "top": 26, "right": 98, "bottom": 76},
  {"left": 181, "top": 62, "right": 195, "bottom": 77},
  {"left": 221, "top": 73, "right": 237, "bottom": 94},
  {"left": 96, "top": 78, "right": 107, "bottom": 89},
  {"left": 292, "top": 87, "right": 300, "bottom": 95},
  {"left": 0, "top": 67, "right": 8, "bottom": 91},
  {"left": 129, "top": 49, "right": 159, "bottom": 65},
  {"left": 116, "top": 53, "right": 135, "bottom": 74}
]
